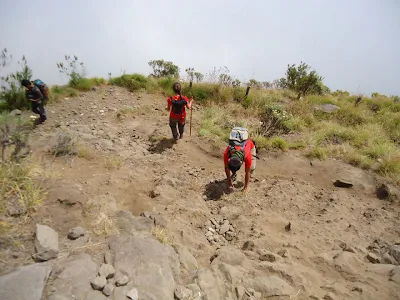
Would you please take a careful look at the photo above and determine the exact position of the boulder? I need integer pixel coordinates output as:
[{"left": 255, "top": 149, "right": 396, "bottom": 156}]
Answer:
[
  {"left": 314, "top": 104, "right": 340, "bottom": 113},
  {"left": 9, "top": 109, "right": 22, "bottom": 116},
  {"left": 34, "top": 224, "right": 59, "bottom": 261},
  {"left": 48, "top": 253, "right": 98, "bottom": 299},
  {"left": 211, "top": 247, "right": 246, "bottom": 266},
  {"left": 115, "top": 271, "right": 129, "bottom": 286},
  {"left": 376, "top": 183, "right": 399, "bottom": 201},
  {"left": 109, "top": 234, "right": 180, "bottom": 300},
  {"left": 173, "top": 244, "right": 198, "bottom": 273},
  {"left": 0, "top": 263, "right": 51, "bottom": 300},
  {"left": 174, "top": 284, "right": 194, "bottom": 300},
  {"left": 115, "top": 210, "right": 153, "bottom": 234},
  {"left": 249, "top": 276, "right": 295, "bottom": 297},
  {"left": 333, "top": 180, "right": 353, "bottom": 188}
]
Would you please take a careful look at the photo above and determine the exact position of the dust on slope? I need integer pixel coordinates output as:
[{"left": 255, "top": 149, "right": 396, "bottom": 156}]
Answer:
[{"left": 1, "top": 85, "right": 399, "bottom": 299}]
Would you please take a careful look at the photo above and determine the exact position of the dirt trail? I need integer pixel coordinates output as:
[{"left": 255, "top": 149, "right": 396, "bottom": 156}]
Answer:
[{"left": 2, "top": 86, "right": 400, "bottom": 299}]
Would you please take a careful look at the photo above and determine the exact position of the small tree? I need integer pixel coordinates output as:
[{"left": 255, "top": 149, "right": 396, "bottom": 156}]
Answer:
[
  {"left": 56, "top": 55, "right": 85, "bottom": 87},
  {"left": 248, "top": 79, "right": 262, "bottom": 89},
  {"left": 148, "top": 59, "right": 179, "bottom": 78},
  {"left": 285, "top": 62, "right": 324, "bottom": 99},
  {"left": 271, "top": 78, "right": 287, "bottom": 89},
  {"left": 1, "top": 55, "right": 33, "bottom": 110},
  {"left": 194, "top": 72, "right": 204, "bottom": 83},
  {"left": 185, "top": 67, "right": 195, "bottom": 82},
  {"left": 219, "top": 73, "right": 232, "bottom": 86},
  {"left": 232, "top": 79, "right": 241, "bottom": 87}
]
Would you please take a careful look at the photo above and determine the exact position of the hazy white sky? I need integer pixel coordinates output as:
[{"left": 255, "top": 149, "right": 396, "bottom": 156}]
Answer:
[{"left": 1, "top": 0, "right": 399, "bottom": 96}]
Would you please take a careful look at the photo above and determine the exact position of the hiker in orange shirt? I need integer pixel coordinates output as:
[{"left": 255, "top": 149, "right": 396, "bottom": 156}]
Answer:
[
  {"left": 166, "top": 82, "right": 193, "bottom": 143},
  {"left": 224, "top": 127, "right": 257, "bottom": 195}
]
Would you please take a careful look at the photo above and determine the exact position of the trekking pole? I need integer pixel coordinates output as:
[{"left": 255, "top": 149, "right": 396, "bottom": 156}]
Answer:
[{"left": 189, "top": 81, "right": 193, "bottom": 136}]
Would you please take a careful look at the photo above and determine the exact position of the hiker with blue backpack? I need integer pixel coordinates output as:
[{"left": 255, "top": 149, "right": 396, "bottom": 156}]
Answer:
[
  {"left": 21, "top": 79, "right": 49, "bottom": 125},
  {"left": 224, "top": 127, "right": 257, "bottom": 195},
  {"left": 166, "top": 82, "right": 193, "bottom": 143}
]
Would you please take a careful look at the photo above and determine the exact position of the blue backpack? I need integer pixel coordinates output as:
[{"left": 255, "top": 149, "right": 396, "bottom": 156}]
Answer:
[{"left": 33, "top": 79, "right": 49, "bottom": 100}]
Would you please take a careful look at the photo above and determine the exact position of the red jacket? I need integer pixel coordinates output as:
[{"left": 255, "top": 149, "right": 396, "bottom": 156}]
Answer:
[{"left": 167, "top": 95, "right": 189, "bottom": 121}]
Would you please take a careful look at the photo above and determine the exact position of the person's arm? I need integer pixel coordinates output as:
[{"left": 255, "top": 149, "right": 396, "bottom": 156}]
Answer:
[
  {"left": 30, "top": 87, "right": 43, "bottom": 102},
  {"left": 243, "top": 147, "right": 252, "bottom": 192},
  {"left": 166, "top": 97, "right": 171, "bottom": 111},
  {"left": 186, "top": 98, "right": 193, "bottom": 109},
  {"left": 225, "top": 165, "right": 234, "bottom": 187}
]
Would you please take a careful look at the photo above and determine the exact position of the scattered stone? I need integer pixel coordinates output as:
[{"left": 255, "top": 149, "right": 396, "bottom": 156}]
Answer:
[
  {"left": 102, "top": 283, "right": 114, "bottom": 296},
  {"left": 366, "top": 253, "right": 380, "bottom": 264},
  {"left": 352, "top": 286, "right": 363, "bottom": 293},
  {"left": 323, "top": 292, "right": 336, "bottom": 300},
  {"left": 174, "top": 284, "right": 194, "bottom": 300},
  {"left": 382, "top": 252, "right": 398, "bottom": 265},
  {"left": 126, "top": 287, "right": 139, "bottom": 300},
  {"left": 115, "top": 271, "right": 129, "bottom": 286},
  {"left": 67, "top": 226, "right": 86, "bottom": 240},
  {"left": 278, "top": 249, "right": 289, "bottom": 258},
  {"left": 253, "top": 291, "right": 262, "bottom": 299},
  {"left": 0, "top": 263, "right": 51, "bottom": 300},
  {"left": 259, "top": 251, "right": 279, "bottom": 262},
  {"left": 91, "top": 276, "right": 107, "bottom": 290},
  {"left": 250, "top": 275, "right": 295, "bottom": 297},
  {"left": 34, "top": 224, "right": 59, "bottom": 261},
  {"left": 9, "top": 109, "right": 22, "bottom": 116},
  {"left": 389, "top": 245, "right": 400, "bottom": 263},
  {"left": 225, "top": 231, "right": 234, "bottom": 241},
  {"left": 7, "top": 198, "right": 26, "bottom": 216},
  {"left": 285, "top": 222, "right": 291, "bottom": 232},
  {"left": 186, "top": 284, "right": 201, "bottom": 295},
  {"left": 242, "top": 241, "right": 255, "bottom": 251},
  {"left": 104, "top": 251, "right": 114, "bottom": 265},
  {"left": 236, "top": 285, "right": 245, "bottom": 299},
  {"left": 220, "top": 220, "right": 230, "bottom": 235},
  {"left": 98, "top": 263, "right": 115, "bottom": 279},
  {"left": 333, "top": 180, "right": 353, "bottom": 188}
]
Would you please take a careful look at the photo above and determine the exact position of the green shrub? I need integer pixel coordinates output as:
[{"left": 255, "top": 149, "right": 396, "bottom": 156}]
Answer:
[
  {"left": 109, "top": 74, "right": 149, "bottom": 92},
  {"left": 270, "top": 137, "right": 288, "bottom": 151}
]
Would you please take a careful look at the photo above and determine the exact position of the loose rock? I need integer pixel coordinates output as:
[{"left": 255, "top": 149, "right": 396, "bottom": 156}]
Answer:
[
  {"left": 104, "top": 251, "right": 114, "bottom": 265},
  {"left": 323, "top": 292, "right": 336, "bottom": 300},
  {"left": 242, "top": 241, "right": 255, "bottom": 251},
  {"left": 67, "top": 226, "right": 86, "bottom": 240},
  {"left": 126, "top": 288, "right": 139, "bottom": 300},
  {"left": 333, "top": 180, "right": 353, "bottom": 188},
  {"left": 102, "top": 283, "right": 114, "bottom": 296},
  {"left": 98, "top": 263, "right": 115, "bottom": 279},
  {"left": 91, "top": 276, "right": 107, "bottom": 290},
  {"left": 174, "top": 284, "right": 194, "bottom": 300},
  {"left": 366, "top": 253, "right": 380, "bottom": 264},
  {"left": 115, "top": 271, "right": 129, "bottom": 286},
  {"left": 34, "top": 224, "right": 59, "bottom": 261},
  {"left": 389, "top": 245, "right": 400, "bottom": 264}
]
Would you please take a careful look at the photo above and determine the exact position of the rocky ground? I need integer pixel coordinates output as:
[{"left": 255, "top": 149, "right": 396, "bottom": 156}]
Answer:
[{"left": 0, "top": 86, "right": 400, "bottom": 300}]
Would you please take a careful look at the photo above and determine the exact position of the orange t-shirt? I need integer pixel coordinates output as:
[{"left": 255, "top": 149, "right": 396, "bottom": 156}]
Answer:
[{"left": 224, "top": 139, "right": 255, "bottom": 169}]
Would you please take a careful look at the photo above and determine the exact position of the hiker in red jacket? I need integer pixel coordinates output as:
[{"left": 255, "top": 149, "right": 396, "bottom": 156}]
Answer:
[
  {"left": 223, "top": 127, "right": 257, "bottom": 195},
  {"left": 166, "top": 82, "right": 193, "bottom": 142}
]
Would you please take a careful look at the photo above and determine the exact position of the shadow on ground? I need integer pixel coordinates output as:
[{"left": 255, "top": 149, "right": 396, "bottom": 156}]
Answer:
[
  {"left": 148, "top": 138, "right": 175, "bottom": 154},
  {"left": 204, "top": 179, "right": 240, "bottom": 201}
]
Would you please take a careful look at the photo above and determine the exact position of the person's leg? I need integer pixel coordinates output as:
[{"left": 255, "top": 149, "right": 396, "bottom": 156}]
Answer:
[
  {"left": 169, "top": 117, "right": 179, "bottom": 140},
  {"left": 37, "top": 101, "right": 47, "bottom": 123},
  {"left": 178, "top": 117, "right": 185, "bottom": 139}
]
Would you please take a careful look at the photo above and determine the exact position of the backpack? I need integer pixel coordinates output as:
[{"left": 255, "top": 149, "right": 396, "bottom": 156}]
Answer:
[
  {"left": 228, "top": 127, "right": 249, "bottom": 162},
  {"left": 33, "top": 79, "right": 49, "bottom": 101},
  {"left": 171, "top": 95, "right": 187, "bottom": 115}
]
